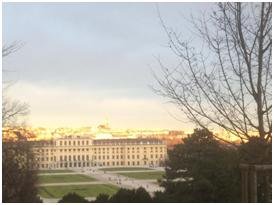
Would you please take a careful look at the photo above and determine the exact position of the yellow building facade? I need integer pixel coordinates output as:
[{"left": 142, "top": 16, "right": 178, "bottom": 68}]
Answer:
[{"left": 32, "top": 136, "right": 167, "bottom": 169}]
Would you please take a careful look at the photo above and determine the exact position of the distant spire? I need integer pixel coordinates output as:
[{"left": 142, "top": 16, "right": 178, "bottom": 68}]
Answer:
[
  {"left": 104, "top": 117, "right": 109, "bottom": 127},
  {"left": 97, "top": 117, "right": 110, "bottom": 131}
]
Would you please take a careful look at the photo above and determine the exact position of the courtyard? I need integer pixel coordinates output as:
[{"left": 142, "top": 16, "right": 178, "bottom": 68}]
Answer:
[{"left": 37, "top": 167, "right": 165, "bottom": 202}]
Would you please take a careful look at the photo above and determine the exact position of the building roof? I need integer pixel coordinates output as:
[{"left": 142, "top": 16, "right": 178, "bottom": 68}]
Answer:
[
  {"left": 56, "top": 135, "right": 92, "bottom": 140},
  {"left": 29, "top": 140, "right": 54, "bottom": 147},
  {"left": 92, "top": 138, "right": 165, "bottom": 146},
  {"left": 29, "top": 136, "right": 165, "bottom": 147}
]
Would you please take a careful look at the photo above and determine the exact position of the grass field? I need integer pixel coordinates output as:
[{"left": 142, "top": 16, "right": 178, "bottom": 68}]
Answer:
[
  {"left": 99, "top": 167, "right": 152, "bottom": 171},
  {"left": 38, "top": 184, "right": 119, "bottom": 198},
  {"left": 38, "top": 174, "right": 96, "bottom": 184},
  {"left": 38, "top": 170, "right": 74, "bottom": 174},
  {"left": 117, "top": 171, "right": 165, "bottom": 180}
]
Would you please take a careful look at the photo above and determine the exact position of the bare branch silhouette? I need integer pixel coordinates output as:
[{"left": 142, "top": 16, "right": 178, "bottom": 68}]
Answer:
[
  {"left": 153, "top": 3, "right": 272, "bottom": 144},
  {"left": 2, "top": 42, "right": 29, "bottom": 126}
]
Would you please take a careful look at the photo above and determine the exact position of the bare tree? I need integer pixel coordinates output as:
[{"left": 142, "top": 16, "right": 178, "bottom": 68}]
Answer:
[
  {"left": 2, "top": 42, "right": 41, "bottom": 202},
  {"left": 153, "top": 3, "right": 272, "bottom": 145},
  {"left": 2, "top": 42, "right": 29, "bottom": 126},
  {"left": 2, "top": 98, "right": 29, "bottom": 126},
  {"left": 2, "top": 41, "right": 23, "bottom": 58}
]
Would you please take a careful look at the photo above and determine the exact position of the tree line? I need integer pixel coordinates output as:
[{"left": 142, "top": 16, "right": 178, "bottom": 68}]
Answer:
[{"left": 57, "top": 128, "right": 271, "bottom": 203}]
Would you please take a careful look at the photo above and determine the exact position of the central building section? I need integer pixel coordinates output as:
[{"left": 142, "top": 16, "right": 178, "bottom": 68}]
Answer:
[
  {"left": 92, "top": 138, "right": 166, "bottom": 167},
  {"left": 36, "top": 136, "right": 167, "bottom": 169}
]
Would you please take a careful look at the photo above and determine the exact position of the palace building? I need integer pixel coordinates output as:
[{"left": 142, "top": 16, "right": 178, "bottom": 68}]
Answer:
[{"left": 32, "top": 136, "right": 167, "bottom": 169}]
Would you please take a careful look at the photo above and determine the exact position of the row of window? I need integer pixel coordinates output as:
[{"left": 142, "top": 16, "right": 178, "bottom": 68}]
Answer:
[
  {"left": 95, "top": 141, "right": 163, "bottom": 146},
  {"left": 36, "top": 146, "right": 165, "bottom": 154},
  {"left": 37, "top": 157, "right": 56, "bottom": 161},
  {"left": 94, "top": 160, "right": 157, "bottom": 166},
  {"left": 94, "top": 147, "right": 164, "bottom": 152},
  {"left": 60, "top": 155, "right": 90, "bottom": 161},
  {"left": 94, "top": 154, "right": 164, "bottom": 160},
  {"left": 36, "top": 148, "right": 89, "bottom": 154},
  {"left": 36, "top": 149, "right": 54, "bottom": 152},
  {"left": 59, "top": 148, "right": 89, "bottom": 152},
  {"left": 38, "top": 160, "right": 160, "bottom": 169},
  {"left": 38, "top": 162, "right": 91, "bottom": 169},
  {"left": 38, "top": 154, "right": 165, "bottom": 162},
  {"left": 59, "top": 140, "right": 90, "bottom": 146},
  {"left": 94, "top": 150, "right": 162, "bottom": 155}
]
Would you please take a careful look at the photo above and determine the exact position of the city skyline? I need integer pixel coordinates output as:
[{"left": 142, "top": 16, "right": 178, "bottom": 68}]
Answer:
[{"left": 3, "top": 2, "right": 213, "bottom": 129}]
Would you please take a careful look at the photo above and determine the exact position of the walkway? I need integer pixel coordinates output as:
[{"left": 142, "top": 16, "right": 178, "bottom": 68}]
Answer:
[
  {"left": 38, "top": 172, "right": 79, "bottom": 176},
  {"left": 76, "top": 168, "right": 164, "bottom": 195}
]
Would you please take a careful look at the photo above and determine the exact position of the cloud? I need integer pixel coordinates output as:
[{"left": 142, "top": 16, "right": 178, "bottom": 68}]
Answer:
[
  {"left": 2, "top": 3, "right": 213, "bottom": 131},
  {"left": 5, "top": 82, "right": 188, "bottom": 129}
]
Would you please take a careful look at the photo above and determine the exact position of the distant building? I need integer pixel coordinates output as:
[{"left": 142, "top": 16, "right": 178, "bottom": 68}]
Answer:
[{"left": 32, "top": 136, "right": 167, "bottom": 169}]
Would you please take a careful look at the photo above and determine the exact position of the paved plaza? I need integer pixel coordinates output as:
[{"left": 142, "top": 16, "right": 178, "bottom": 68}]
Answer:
[
  {"left": 39, "top": 167, "right": 165, "bottom": 203},
  {"left": 79, "top": 167, "right": 165, "bottom": 193}
]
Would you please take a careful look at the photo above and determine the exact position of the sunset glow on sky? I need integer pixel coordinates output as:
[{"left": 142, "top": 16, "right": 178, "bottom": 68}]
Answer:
[{"left": 3, "top": 2, "right": 213, "bottom": 130}]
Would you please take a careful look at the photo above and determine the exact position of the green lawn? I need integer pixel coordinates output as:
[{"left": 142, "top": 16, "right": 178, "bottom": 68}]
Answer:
[
  {"left": 38, "top": 169, "right": 74, "bottom": 174},
  {"left": 38, "top": 184, "right": 119, "bottom": 198},
  {"left": 38, "top": 174, "right": 96, "bottom": 184},
  {"left": 99, "top": 167, "right": 152, "bottom": 171},
  {"left": 117, "top": 171, "right": 165, "bottom": 180}
]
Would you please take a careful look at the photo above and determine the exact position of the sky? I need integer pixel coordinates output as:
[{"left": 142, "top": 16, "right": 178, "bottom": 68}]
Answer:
[{"left": 3, "top": 2, "right": 213, "bottom": 129}]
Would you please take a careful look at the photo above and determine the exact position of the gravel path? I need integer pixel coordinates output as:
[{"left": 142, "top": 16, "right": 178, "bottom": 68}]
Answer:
[
  {"left": 78, "top": 168, "right": 164, "bottom": 195},
  {"left": 38, "top": 172, "right": 77, "bottom": 176}
]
